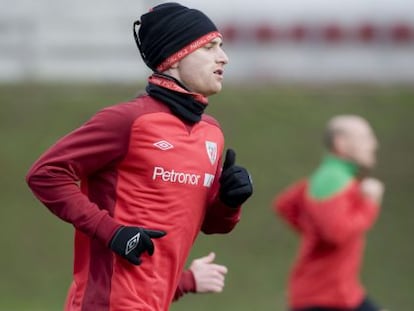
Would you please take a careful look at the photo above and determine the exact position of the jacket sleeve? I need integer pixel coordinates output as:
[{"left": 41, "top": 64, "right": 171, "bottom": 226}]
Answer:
[
  {"left": 201, "top": 156, "right": 242, "bottom": 234},
  {"left": 26, "top": 106, "right": 134, "bottom": 246},
  {"left": 310, "top": 182, "right": 380, "bottom": 245},
  {"left": 172, "top": 269, "right": 196, "bottom": 302},
  {"left": 273, "top": 180, "right": 307, "bottom": 233}
]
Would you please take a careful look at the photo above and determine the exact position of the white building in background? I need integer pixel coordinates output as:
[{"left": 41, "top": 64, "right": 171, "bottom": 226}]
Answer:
[{"left": 1, "top": 0, "right": 413, "bottom": 83}]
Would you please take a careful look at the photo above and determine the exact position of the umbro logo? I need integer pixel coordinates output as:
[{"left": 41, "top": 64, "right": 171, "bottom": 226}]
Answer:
[
  {"left": 153, "top": 140, "right": 174, "bottom": 151},
  {"left": 125, "top": 232, "right": 140, "bottom": 255}
]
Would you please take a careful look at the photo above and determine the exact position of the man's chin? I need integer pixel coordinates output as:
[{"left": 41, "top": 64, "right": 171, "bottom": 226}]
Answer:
[{"left": 203, "top": 86, "right": 222, "bottom": 97}]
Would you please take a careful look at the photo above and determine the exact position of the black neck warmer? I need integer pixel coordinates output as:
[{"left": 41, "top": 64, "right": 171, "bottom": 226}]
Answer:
[{"left": 146, "top": 74, "right": 207, "bottom": 124}]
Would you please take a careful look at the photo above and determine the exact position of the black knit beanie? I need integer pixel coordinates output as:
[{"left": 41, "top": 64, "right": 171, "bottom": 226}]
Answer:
[{"left": 133, "top": 2, "right": 221, "bottom": 72}]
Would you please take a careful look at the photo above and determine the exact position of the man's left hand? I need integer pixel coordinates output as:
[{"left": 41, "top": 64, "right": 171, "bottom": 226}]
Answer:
[{"left": 219, "top": 149, "right": 253, "bottom": 208}]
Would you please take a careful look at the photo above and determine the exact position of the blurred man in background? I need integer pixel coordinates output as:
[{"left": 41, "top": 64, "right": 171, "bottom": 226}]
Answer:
[
  {"left": 26, "top": 2, "right": 252, "bottom": 311},
  {"left": 273, "top": 115, "right": 385, "bottom": 311}
]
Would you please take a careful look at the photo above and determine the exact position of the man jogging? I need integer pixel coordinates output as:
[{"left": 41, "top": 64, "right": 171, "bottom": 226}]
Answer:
[
  {"left": 273, "top": 115, "right": 385, "bottom": 311},
  {"left": 26, "top": 3, "right": 253, "bottom": 311}
]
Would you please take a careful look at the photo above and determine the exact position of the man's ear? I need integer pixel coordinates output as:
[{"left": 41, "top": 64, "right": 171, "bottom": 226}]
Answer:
[{"left": 332, "top": 134, "right": 347, "bottom": 157}]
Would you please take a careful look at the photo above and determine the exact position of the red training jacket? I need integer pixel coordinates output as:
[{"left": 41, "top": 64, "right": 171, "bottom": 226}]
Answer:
[
  {"left": 26, "top": 95, "right": 241, "bottom": 311},
  {"left": 273, "top": 179, "right": 379, "bottom": 309}
]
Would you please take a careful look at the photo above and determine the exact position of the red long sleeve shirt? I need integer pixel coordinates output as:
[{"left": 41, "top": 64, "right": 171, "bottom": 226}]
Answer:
[
  {"left": 26, "top": 95, "right": 241, "bottom": 311},
  {"left": 274, "top": 178, "right": 379, "bottom": 309}
]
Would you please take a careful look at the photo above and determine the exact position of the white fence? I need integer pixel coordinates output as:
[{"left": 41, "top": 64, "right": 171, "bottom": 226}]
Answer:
[{"left": 1, "top": 0, "right": 414, "bottom": 84}]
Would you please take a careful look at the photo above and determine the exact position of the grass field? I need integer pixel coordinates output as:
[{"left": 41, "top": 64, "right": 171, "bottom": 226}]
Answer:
[{"left": 0, "top": 83, "right": 413, "bottom": 310}]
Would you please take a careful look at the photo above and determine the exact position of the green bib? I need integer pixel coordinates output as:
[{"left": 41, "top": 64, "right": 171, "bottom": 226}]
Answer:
[{"left": 309, "top": 154, "right": 358, "bottom": 199}]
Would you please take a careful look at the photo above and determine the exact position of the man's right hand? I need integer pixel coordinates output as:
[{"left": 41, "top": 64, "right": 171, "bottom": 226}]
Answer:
[
  {"left": 109, "top": 226, "right": 166, "bottom": 265},
  {"left": 360, "top": 178, "right": 385, "bottom": 205}
]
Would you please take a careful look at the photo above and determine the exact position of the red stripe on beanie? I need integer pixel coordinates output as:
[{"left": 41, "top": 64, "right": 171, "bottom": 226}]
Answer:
[{"left": 156, "top": 31, "right": 222, "bottom": 72}]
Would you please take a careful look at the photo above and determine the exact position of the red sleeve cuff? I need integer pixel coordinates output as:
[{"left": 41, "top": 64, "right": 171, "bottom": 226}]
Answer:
[
  {"left": 180, "top": 269, "right": 196, "bottom": 293},
  {"left": 94, "top": 213, "right": 122, "bottom": 246},
  {"left": 173, "top": 269, "right": 196, "bottom": 301}
]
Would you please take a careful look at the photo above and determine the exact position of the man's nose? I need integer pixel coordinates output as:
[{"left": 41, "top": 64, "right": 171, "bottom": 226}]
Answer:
[{"left": 217, "top": 48, "right": 229, "bottom": 65}]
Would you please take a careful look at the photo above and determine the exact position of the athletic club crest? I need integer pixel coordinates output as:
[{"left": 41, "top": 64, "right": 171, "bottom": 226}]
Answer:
[{"left": 205, "top": 141, "right": 218, "bottom": 165}]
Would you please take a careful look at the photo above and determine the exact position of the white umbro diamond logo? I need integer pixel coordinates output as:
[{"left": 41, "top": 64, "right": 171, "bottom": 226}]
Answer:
[
  {"left": 153, "top": 140, "right": 174, "bottom": 151},
  {"left": 125, "top": 232, "right": 140, "bottom": 255}
]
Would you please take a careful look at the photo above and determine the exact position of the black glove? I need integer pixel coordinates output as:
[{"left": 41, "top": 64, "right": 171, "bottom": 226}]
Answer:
[
  {"left": 219, "top": 149, "right": 253, "bottom": 208},
  {"left": 109, "top": 226, "right": 166, "bottom": 265}
]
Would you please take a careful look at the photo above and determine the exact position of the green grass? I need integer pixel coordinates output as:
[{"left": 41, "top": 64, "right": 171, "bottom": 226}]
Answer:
[{"left": 1, "top": 83, "right": 413, "bottom": 310}]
